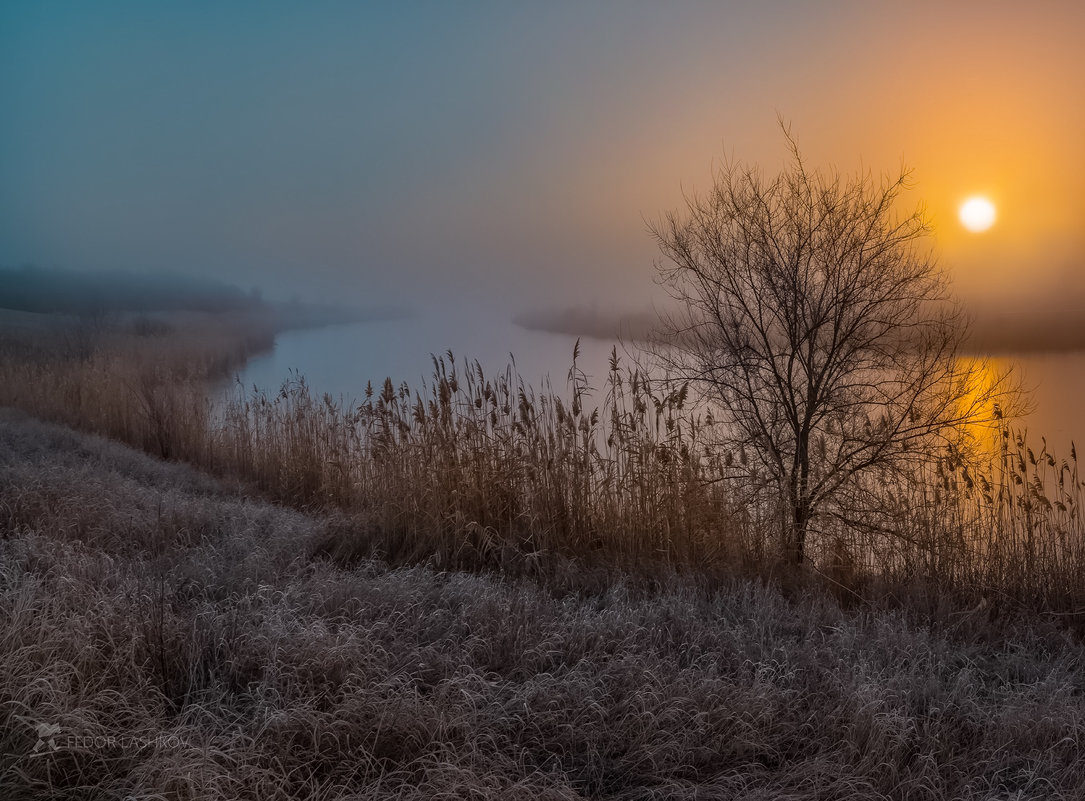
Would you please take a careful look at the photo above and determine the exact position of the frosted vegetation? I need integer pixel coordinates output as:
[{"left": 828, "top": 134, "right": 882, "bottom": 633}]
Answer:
[
  {"left": 3, "top": 410, "right": 1085, "bottom": 799},
  {"left": 2, "top": 311, "right": 1083, "bottom": 610},
  {"left": 4, "top": 155, "right": 1085, "bottom": 795}
]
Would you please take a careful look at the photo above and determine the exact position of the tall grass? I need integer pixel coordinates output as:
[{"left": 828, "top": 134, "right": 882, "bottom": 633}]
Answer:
[
  {"left": 0, "top": 311, "right": 273, "bottom": 462},
  {"left": 3, "top": 314, "right": 1085, "bottom": 609},
  {"left": 213, "top": 347, "right": 751, "bottom": 574}
]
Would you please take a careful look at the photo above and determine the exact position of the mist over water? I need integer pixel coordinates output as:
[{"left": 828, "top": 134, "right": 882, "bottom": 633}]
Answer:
[
  {"left": 231, "top": 320, "right": 1085, "bottom": 458},
  {"left": 228, "top": 314, "right": 623, "bottom": 408}
]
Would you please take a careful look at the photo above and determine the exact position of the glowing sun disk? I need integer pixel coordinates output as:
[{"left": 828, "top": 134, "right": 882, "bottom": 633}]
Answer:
[{"left": 959, "top": 196, "right": 997, "bottom": 233}]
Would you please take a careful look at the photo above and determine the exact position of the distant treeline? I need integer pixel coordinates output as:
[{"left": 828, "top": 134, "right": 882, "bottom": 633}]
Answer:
[{"left": 0, "top": 266, "right": 264, "bottom": 315}]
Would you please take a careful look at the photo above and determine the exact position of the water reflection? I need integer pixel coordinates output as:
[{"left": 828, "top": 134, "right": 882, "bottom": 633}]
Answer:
[{"left": 228, "top": 318, "right": 1085, "bottom": 460}]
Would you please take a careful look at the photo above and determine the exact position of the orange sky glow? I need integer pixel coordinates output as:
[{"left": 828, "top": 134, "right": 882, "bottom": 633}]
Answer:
[{"left": 2, "top": 3, "right": 1082, "bottom": 338}]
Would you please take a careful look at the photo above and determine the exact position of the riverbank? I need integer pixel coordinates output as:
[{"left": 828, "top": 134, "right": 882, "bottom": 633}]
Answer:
[
  {"left": 5, "top": 304, "right": 1085, "bottom": 614},
  {"left": 0, "top": 306, "right": 275, "bottom": 464},
  {"left": 2, "top": 409, "right": 1084, "bottom": 799}
]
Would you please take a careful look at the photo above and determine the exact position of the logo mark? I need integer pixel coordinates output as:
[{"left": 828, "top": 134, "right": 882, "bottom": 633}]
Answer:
[{"left": 31, "top": 722, "right": 61, "bottom": 755}]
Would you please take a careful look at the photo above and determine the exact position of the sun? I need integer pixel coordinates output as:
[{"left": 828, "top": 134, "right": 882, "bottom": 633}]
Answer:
[{"left": 959, "top": 196, "right": 997, "bottom": 233}]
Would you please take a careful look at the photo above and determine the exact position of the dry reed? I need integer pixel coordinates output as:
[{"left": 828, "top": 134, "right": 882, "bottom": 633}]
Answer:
[{"left": 3, "top": 314, "right": 1085, "bottom": 610}]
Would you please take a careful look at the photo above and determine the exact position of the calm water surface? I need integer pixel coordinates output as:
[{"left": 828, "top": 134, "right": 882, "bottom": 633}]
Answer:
[
  {"left": 228, "top": 318, "right": 1085, "bottom": 458},
  {"left": 227, "top": 313, "right": 623, "bottom": 406}
]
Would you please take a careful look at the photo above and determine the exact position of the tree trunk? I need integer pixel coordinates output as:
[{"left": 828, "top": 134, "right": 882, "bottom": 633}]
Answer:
[
  {"left": 788, "top": 499, "right": 810, "bottom": 566},
  {"left": 786, "top": 438, "right": 812, "bottom": 566}
]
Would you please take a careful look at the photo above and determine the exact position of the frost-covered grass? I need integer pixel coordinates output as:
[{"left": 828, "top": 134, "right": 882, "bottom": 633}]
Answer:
[{"left": 2, "top": 410, "right": 1084, "bottom": 800}]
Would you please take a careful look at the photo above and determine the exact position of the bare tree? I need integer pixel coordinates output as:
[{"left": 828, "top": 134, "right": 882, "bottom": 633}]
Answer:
[{"left": 651, "top": 132, "right": 1006, "bottom": 566}]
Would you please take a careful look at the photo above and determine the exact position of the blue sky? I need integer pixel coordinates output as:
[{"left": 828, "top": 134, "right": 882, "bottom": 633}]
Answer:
[{"left": 3, "top": 1, "right": 1084, "bottom": 326}]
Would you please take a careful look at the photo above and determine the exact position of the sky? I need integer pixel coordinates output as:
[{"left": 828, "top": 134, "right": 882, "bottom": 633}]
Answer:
[{"left": 2, "top": 1, "right": 1084, "bottom": 343}]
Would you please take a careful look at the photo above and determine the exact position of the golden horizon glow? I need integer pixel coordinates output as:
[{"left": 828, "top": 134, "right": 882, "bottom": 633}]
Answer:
[{"left": 959, "top": 196, "right": 997, "bottom": 233}]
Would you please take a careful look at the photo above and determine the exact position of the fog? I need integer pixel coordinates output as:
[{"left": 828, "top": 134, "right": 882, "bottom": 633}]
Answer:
[{"left": 2, "top": 2, "right": 1083, "bottom": 351}]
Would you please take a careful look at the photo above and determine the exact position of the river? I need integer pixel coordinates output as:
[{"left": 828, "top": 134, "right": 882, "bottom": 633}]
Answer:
[{"left": 228, "top": 317, "right": 1085, "bottom": 459}]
